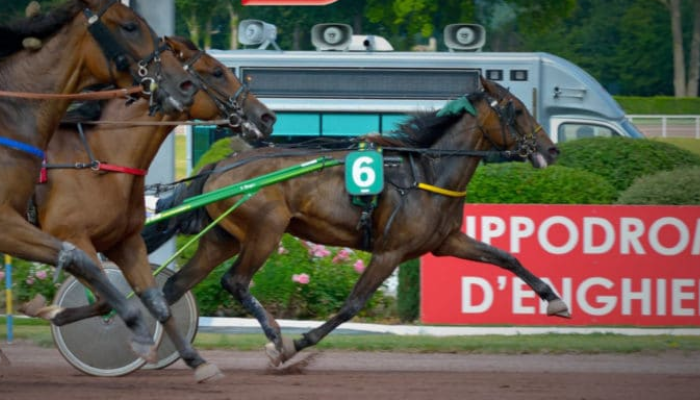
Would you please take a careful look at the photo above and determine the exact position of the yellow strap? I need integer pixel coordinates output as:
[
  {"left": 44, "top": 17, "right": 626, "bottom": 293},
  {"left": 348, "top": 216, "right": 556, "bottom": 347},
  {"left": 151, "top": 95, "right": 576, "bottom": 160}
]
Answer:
[{"left": 417, "top": 182, "right": 467, "bottom": 198}]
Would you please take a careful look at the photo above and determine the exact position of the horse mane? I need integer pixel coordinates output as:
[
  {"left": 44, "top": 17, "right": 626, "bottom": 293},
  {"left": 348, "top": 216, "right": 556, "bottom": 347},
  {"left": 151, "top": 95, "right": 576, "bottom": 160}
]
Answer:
[
  {"left": 168, "top": 35, "right": 199, "bottom": 51},
  {"left": 0, "top": 0, "right": 84, "bottom": 58},
  {"left": 364, "top": 108, "right": 469, "bottom": 149}
]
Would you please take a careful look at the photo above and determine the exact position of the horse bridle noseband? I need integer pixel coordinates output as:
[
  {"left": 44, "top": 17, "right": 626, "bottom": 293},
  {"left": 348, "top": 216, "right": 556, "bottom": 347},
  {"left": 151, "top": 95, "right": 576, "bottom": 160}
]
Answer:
[
  {"left": 84, "top": 0, "right": 166, "bottom": 102},
  {"left": 181, "top": 50, "right": 250, "bottom": 129}
]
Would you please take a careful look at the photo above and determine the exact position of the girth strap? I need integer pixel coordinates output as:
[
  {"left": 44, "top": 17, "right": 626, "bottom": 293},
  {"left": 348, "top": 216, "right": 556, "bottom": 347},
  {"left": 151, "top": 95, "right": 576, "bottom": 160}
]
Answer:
[{"left": 40, "top": 123, "right": 147, "bottom": 183}]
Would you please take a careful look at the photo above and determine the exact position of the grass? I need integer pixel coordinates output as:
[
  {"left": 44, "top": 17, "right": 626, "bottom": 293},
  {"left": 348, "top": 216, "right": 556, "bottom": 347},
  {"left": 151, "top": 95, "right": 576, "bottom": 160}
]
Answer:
[
  {"left": 652, "top": 137, "right": 700, "bottom": 157},
  {"left": 3, "top": 317, "right": 700, "bottom": 354},
  {"left": 175, "top": 131, "right": 187, "bottom": 180}
]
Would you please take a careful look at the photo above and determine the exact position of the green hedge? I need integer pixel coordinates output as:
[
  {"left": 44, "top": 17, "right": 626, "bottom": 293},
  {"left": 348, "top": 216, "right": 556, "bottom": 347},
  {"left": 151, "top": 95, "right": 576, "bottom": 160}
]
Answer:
[
  {"left": 616, "top": 166, "right": 700, "bottom": 205},
  {"left": 397, "top": 258, "right": 420, "bottom": 323},
  {"left": 466, "top": 163, "right": 617, "bottom": 204},
  {"left": 614, "top": 96, "right": 700, "bottom": 115},
  {"left": 556, "top": 137, "right": 700, "bottom": 194}
]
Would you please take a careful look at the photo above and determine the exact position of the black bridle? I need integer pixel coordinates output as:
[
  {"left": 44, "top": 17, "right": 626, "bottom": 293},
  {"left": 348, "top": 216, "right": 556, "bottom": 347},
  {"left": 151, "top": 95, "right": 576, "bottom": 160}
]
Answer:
[
  {"left": 480, "top": 90, "right": 541, "bottom": 159},
  {"left": 181, "top": 50, "right": 250, "bottom": 128},
  {"left": 83, "top": 0, "right": 166, "bottom": 100}
]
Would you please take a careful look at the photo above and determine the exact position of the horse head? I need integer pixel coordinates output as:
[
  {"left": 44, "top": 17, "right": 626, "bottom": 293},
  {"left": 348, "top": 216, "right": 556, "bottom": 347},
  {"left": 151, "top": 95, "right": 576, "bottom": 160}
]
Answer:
[
  {"left": 165, "top": 36, "right": 277, "bottom": 142},
  {"left": 76, "top": 0, "right": 197, "bottom": 115},
  {"left": 476, "top": 77, "right": 560, "bottom": 168}
]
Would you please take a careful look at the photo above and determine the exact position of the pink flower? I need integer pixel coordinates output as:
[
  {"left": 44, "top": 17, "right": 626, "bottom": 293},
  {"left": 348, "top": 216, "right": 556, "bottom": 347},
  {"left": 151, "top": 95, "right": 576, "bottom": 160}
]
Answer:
[
  {"left": 25, "top": 277, "right": 35, "bottom": 286},
  {"left": 308, "top": 244, "right": 330, "bottom": 258},
  {"left": 278, "top": 244, "right": 288, "bottom": 255},
  {"left": 292, "top": 273, "right": 310, "bottom": 285},
  {"left": 332, "top": 248, "right": 352, "bottom": 264},
  {"left": 35, "top": 270, "right": 48, "bottom": 280},
  {"left": 353, "top": 259, "right": 366, "bottom": 274}
]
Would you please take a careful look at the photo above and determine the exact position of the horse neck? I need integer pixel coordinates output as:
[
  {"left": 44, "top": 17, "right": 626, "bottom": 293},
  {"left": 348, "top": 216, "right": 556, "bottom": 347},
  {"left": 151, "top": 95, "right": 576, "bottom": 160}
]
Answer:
[
  {"left": 0, "top": 19, "right": 96, "bottom": 148},
  {"left": 67, "top": 99, "right": 181, "bottom": 171},
  {"left": 423, "top": 113, "right": 489, "bottom": 192}
]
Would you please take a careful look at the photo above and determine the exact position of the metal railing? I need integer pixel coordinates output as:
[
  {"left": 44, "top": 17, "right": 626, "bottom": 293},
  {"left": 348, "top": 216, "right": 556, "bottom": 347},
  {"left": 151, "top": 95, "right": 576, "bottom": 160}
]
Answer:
[{"left": 627, "top": 115, "right": 700, "bottom": 139}]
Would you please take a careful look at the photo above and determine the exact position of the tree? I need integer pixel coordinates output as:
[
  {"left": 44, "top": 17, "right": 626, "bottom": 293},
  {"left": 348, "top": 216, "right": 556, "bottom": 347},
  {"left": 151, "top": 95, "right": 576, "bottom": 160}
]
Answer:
[{"left": 658, "top": 0, "right": 700, "bottom": 96}]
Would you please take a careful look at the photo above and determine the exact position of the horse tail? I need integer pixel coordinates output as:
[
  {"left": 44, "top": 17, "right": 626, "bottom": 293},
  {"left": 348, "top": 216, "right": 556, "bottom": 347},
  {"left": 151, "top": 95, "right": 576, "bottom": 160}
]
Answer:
[{"left": 142, "top": 163, "right": 216, "bottom": 254}]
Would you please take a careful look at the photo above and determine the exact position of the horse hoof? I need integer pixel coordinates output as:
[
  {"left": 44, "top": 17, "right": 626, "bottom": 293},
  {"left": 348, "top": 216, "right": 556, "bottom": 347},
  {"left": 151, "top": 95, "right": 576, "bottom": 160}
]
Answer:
[
  {"left": 130, "top": 339, "right": 158, "bottom": 364},
  {"left": 18, "top": 294, "right": 47, "bottom": 317},
  {"left": 194, "top": 363, "right": 224, "bottom": 383},
  {"left": 37, "top": 305, "right": 64, "bottom": 321},
  {"left": 547, "top": 299, "right": 571, "bottom": 319},
  {"left": 281, "top": 336, "right": 297, "bottom": 361},
  {"left": 264, "top": 342, "right": 282, "bottom": 367},
  {"left": 264, "top": 337, "right": 298, "bottom": 367}
]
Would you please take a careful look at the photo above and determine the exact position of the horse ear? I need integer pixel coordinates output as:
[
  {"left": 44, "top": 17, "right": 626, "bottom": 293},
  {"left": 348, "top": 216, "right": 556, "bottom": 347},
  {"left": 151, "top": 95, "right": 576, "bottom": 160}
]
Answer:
[
  {"left": 22, "top": 1, "right": 43, "bottom": 51},
  {"left": 26, "top": 1, "right": 41, "bottom": 18}
]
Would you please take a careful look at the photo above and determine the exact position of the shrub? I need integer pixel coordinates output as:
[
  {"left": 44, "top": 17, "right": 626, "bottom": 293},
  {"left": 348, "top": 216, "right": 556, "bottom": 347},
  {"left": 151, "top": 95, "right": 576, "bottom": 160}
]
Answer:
[
  {"left": 616, "top": 166, "right": 700, "bottom": 205},
  {"left": 397, "top": 258, "right": 420, "bottom": 323},
  {"left": 466, "top": 162, "right": 618, "bottom": 204},
  {"left": 0, "top": 258, "right": 65, "bottom": 309},
  {"left": 183, "top": 233, "right": 394, "bottom": 320},
  {"left": 557, "top": 137, "right": 700, "bottom": 194},
  {"left": 191, "top": 137, "right": 233, "bottom": 173}
]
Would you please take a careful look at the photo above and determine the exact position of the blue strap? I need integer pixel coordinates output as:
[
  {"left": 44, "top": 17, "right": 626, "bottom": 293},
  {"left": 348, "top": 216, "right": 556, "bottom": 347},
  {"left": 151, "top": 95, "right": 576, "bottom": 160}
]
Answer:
[{"left": 0, "top": 137, "right": 45, "bottom": 159}]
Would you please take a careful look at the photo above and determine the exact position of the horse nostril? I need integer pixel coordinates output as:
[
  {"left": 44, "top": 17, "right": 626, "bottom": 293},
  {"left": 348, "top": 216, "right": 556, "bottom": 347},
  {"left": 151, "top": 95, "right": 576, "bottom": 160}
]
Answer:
[
  {"left": 549, "top": 146, "right": 560, "bottom": 156},
  {"left": 261, "top": 112, "right": 277, "bottom": 128},
  {"left": 180, "top": 80, "right": 195, "bottom": 95}
]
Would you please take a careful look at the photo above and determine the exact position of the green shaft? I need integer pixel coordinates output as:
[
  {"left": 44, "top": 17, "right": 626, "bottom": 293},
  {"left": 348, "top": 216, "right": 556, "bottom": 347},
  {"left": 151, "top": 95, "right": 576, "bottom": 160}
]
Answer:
[{"left": 145, "top": 156, "right": 341, "bottom": 226}]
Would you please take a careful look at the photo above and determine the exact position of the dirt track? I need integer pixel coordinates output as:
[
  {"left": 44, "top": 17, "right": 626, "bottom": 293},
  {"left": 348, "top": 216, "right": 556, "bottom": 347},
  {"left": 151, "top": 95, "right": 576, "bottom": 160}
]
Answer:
[{"left": 1, "top": 340, "right": 699, "bottom": 400}]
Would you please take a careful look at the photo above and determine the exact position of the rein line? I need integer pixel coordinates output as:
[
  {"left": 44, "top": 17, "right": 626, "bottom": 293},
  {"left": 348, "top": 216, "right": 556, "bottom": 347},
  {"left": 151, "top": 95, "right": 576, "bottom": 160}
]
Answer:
[
  {"left": 0, "top": 86, "right": 143, "bottom": 100},
  {"left": 76, "top": 119, "right": 230, "bottom": 127}
]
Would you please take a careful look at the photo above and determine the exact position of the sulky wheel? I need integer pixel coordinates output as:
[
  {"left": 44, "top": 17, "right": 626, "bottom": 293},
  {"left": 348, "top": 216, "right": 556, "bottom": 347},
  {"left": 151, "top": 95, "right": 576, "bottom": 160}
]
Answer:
[
  {"left": 142, "top": 264, "right": 199, "bottom": 370},
  {"left": 51, "top": 262, "right": 164, "bottom": 377}
]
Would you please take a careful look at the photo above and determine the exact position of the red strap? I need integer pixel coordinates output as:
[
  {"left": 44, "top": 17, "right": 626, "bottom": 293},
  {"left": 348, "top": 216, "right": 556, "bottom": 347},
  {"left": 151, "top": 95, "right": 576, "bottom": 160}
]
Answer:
[
  {"left": 97, "top": 162, "right": 147, "bottom": 176},
  {"left": 38, "top": 158, "right": 48, "bottom": 184}
]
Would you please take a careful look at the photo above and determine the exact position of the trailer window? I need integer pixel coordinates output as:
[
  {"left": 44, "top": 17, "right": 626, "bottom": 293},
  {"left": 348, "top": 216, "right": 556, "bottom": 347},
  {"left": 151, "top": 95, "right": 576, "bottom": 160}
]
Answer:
[{"left": 557, "top": 123, "right": 619, "bottom": 142}]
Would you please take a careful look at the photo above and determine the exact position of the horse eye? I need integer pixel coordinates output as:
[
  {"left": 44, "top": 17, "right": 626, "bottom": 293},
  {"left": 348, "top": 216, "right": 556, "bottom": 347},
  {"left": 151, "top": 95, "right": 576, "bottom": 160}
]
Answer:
[
  {"left": 213, "top": 68, "right": 224, "bottom": 78},
  {"left": 121, "top": 21, "right": 139, "bottom": 33}
]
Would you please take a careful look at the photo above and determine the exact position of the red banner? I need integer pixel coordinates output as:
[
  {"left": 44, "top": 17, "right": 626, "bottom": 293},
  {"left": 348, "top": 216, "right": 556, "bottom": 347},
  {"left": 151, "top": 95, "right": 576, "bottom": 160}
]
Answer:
[
  {"left": 420, "top": 205, "right": 700, "bottom": 326},
  {"left": 242, "top": 0, "right": 337, "bottom": 5}
]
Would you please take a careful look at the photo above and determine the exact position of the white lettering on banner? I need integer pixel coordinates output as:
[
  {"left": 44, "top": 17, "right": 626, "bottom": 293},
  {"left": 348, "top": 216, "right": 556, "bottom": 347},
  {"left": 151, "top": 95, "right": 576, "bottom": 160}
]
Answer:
[
  {"left": 649, "top": 217, "right": 688, "bottom": 255},
  {"left": 460, "top": 276, "right": 700, "bottom": 317},
  {"left": 510, "top": 216, "right": 534, "bottom": 253},
  {"left": 463, "top": 215, "right": 700, "bottom": 256},
  {"left": 583, "top": 217, "right": 615, "bottom": 254},
  {"left": 620, "top": 218, "right": 645, "bottom": 254},
  {"left": 481, "top": 216, "right": 505, "bottom": 245},
  {"left": 461, "top": 277, "right": 493, "bottom": 313}
]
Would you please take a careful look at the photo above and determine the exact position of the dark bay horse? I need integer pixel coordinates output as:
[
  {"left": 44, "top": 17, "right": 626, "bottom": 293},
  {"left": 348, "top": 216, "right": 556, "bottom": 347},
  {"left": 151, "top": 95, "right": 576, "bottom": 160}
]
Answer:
[
  {"left": 143, "top": 77, "right": 570, "bottom": 367},
  {"left": 0, "top": 0, "right": 197, "bottom": 362},
  {"left": 21, "top": 36, "right": 276, "bottom": 381}
]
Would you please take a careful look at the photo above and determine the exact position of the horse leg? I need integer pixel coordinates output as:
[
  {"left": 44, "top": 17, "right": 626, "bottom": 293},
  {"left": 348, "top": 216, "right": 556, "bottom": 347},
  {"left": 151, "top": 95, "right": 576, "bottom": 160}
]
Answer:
[
  {"left": 162, "top": 230, "right": 240, "bottom": 306},
  {"left": 291, "top": 252, "right": 403, "bottom": 364},
  {"left": 0, "top": 214, "right": 157, "bottom": 362},
  {"left": 433, "top": 232, "right": 570, "bottom": 318},
  {"left": 104, "top": 234, "right": 223, "bottom": 382},
  {"left": 214, "top": 215, "right": 288, "bottom": 366}
]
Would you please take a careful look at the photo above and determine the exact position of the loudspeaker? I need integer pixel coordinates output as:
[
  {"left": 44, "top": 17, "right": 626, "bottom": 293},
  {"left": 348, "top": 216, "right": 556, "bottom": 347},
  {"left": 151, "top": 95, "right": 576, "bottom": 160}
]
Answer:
[
  {"left": 443, "top": 24, "right": 486, "bottom": 51},
  {"left": 311, "top": 23, "right": 353, "bottom": 51},
  {"left": 238, "top": 19, "right": 277, "bottom": 46}
]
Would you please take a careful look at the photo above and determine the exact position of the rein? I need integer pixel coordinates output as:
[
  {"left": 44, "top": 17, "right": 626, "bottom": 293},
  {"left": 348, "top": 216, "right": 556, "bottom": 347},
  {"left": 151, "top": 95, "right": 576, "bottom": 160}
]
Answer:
[{"left": 0, "top": 86, "right": 142, "bottom": 100}]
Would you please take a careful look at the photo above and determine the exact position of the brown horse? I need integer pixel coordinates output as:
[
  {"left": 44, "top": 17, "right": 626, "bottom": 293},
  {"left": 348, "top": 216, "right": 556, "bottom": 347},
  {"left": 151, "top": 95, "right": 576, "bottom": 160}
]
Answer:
[
  {"left": 21, "top": 36, "right": 276, "bottom": 380},
  {"left": 143, "top": 76, "right": 570, "bottom": 367},
  {"left": 0, "top": 0, "right": 197, "bottom": 362}
]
